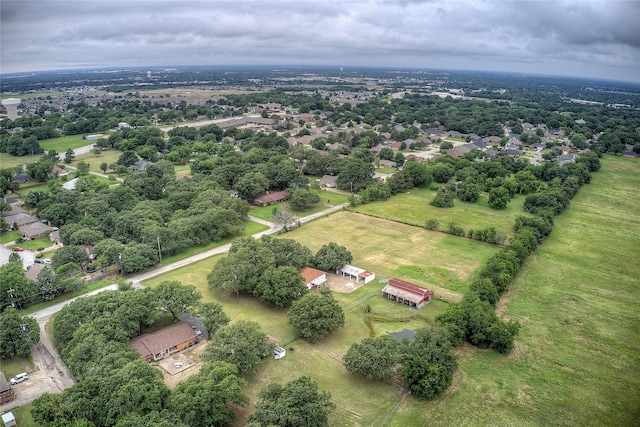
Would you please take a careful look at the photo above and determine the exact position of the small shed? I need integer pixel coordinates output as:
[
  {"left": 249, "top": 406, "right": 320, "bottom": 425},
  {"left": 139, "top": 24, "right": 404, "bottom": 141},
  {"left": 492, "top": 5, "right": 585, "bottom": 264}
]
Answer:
[
  {"left": 274, "top": 346, "right": 286, "bottom": 360},
  {"left": 381, "top": 278, "right": 434, "bottom": 309},
  {"left": 337, "top": 265, "right": 376, "bottom": 284},
  {"left": 1, "top": 412, "right": 16, "bottom": 427},
  {"left": 300, "top": 267, "right": 327, "bottom": 291},
  {"left": 0, "top": 372, "right": 15, "bottom": 404}
]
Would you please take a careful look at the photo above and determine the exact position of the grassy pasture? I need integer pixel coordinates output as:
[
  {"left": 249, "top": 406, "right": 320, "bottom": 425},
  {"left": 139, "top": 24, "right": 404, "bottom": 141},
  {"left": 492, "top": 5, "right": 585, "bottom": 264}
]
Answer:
[
  {"left": 249, "top": 190, "right": 350, "bottom": 222},
  {"left": 351, "top": 186, "right": 528, "bottom": 238},
  {"left": 70, "top": 149, "right": 123, "bottom": 172},
  {"left": 142, "top": 212, "right": 497, "bottom": 426},
  {"left": 388, "top": 155, "right": 640, "bottom": 426},
  {"left": 39, "top": 134, "right": 93, "bottom": 152}
]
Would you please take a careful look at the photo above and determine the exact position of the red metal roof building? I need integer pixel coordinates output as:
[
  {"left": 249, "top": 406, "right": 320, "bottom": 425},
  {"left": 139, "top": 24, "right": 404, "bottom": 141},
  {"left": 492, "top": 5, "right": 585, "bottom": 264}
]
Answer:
[
  {"left": 381, "top": 278, "right": 434, "bottom": 309},
  {"left": 300, "top": 267, "right": 327, "bottom": 291}
]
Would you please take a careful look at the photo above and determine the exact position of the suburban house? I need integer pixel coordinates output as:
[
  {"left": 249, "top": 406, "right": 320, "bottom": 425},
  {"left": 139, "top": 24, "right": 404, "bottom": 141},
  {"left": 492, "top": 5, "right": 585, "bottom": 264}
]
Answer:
[
  {"left": 379, "top": 160, "right": 397, "bottom": 168},
  {"left": 369, "top": 144, "right": 386, "bottom": 155},
  {"left": 4, "top": 213, "right": 38, "bottom": 230},
  {"left": 61, "top": 178, "right": 78, "bottom": 191},
  {"left": 19, "top": 222, "right": 55, "bottom": 240},
  {"left": 300, "top": 266, "right": 327, "bottom": 290},
  {"left": 253, "top": 191, "right": 290, "bottom": 206},
  {"left": 0, "top": 372, "right": 15, "bottom": 404},
  {"left": 320, "top": 175, "right": 338, "bottom": 188},
  {"left": 337, "top": 264, "right": 376, "bottom": 284},
  {"left": 555, "top": 154, "right": 576, "bottom": 166},
  {"left": 1, "top": 204, "right": 25, "bottom": 217},
  {"left": 381, "top": 278, "right": 434, "bottom": 309},
  {"left": 25, "top": 263, "right": 45, "bottom": 282},
  {"left": 130, "top": 322, "right": 197, "bottom": 362},
  {"left": 11, "top": 174, "right": 31, "bottom": 184}
]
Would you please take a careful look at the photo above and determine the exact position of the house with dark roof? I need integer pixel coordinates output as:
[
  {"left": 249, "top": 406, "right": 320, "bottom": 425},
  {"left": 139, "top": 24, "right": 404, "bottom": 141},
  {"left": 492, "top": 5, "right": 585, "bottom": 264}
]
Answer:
[
  {"left": 555, "top": 154, "right": 576, "bottom": 165},
  {"left": 369, "top": 144, "right": 386, "bottom": 155},
  {"left": 300, "top": 267, "right": 327, "bottom": 291},
  {"left": 447, "top": 130, "right": 464, "bottom": 138},
  {"left": 25, "top": 263, "right": 45, "bottom": 282},
  {"left": 381, "top": 278, "right": 434, "bottom": 309},
  {"left": 4, "top": 213, "right": 39, "bottom": 229},
  {"left": 11, "top": 174, "right": 32, "bottom": 183},
  {"left": 254, "top": 191, "right": 290, "bottom": 206},
  {"left": 19, "top": 222, "right": 55, "bottom": 240},
  {"left": 130, "top": 322, "right": 197, "bottom": 362}
]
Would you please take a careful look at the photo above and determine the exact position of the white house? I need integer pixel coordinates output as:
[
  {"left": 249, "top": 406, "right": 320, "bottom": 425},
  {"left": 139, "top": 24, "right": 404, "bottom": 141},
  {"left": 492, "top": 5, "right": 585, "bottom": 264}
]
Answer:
[
  {"left": 274, "top": 346, "right": 286, "bottom": 360},
  {"left": 300, "top": 267, "right": 327, "bottom": 291}
]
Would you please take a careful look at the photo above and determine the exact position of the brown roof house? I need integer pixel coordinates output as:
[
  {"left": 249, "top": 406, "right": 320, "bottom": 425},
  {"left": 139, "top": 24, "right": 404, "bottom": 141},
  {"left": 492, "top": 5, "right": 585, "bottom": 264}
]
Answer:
[
  {"left": 130, "top": 322, "right": 197, "bottom": 362},
  {"left": 300, "top": 267, "right": 327, "bottom": 291},
  {"left": 19, "top": 222, "right": 55, "bottom": 240},
  {"left": 320, "top": 175, "right": 338, "bottom": 188},
  {"left": 254, "top": 191, "right": 290, "bottom": 207}
]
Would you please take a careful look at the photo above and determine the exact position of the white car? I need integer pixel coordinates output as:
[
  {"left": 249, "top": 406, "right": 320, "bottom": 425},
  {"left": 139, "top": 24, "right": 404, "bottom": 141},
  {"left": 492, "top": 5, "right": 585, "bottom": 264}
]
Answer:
[
  {"left": 191, "top": 326, "right": 202, "bottom": 336},
  {"left": 10, "top": 372, "right": 29, "bottom": 385},
  {"left": 43, "top": 259, "right": 52, "bottom": 264}
]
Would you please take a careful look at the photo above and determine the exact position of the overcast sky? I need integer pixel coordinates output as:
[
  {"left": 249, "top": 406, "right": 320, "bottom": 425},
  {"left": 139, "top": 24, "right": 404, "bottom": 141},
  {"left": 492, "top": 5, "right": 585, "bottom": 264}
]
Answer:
[{"left": 2, "top": 0, "right": 639, "bottom": 82}]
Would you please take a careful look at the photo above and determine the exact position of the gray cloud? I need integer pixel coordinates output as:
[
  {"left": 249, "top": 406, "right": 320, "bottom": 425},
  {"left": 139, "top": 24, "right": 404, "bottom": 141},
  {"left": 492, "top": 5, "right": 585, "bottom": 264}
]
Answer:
[{"left": 1, "top": 0, "right": 639, "bottom": 82}]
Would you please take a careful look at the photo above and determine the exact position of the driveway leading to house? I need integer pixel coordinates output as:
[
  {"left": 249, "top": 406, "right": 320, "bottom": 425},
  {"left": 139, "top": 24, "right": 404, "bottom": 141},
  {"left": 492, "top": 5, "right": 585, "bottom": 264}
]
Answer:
[
  {"left": 0, "top": 285, "right": 119, "bottom": 412},
  {"left": 0, "top": 203, "right": 348, "bottom": 411}
]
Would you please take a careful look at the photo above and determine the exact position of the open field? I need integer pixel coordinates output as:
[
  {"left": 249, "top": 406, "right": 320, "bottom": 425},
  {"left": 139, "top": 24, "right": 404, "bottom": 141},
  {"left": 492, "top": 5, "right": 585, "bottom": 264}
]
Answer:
[
  {"left": 39, "top": 135, "right": 94, "bottom": 152},
  {"left": 142, "top": 212, "right": 497, "bottom": 426},
  {"left": 0, "top": 152, "right": 44, "bottom": 170},
  {"left": 249, "top": 190, "right": 349, "bottom": 222},
  {"left": 351, "top": 186, "right": 528, "bottom": 238},
  {"left": 70, "top": 149, "right": 122, "bottom": 172},
  {"left": 388, "top": 155, "right": 640, "bottom": 426}
]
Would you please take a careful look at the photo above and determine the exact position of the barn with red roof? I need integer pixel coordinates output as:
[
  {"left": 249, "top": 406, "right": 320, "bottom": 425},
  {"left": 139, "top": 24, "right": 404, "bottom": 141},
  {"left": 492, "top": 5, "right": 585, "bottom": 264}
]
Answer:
[{"left": 381, "top": 278, "right": 434, "bottom": 309}]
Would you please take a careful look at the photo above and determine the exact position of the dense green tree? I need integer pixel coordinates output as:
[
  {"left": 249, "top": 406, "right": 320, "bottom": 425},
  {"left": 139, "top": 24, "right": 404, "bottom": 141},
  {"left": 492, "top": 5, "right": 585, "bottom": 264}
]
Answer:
[
  {"left": 0, "top": 263, "right": 37, "bottom": 310},
  {"left": 248, "top": 376, "right": 335, "bottom": 427},
  {"left": 432, "top": 162, "right": 455, "bottom": 183},
  {"left": 169, "top": 361, "right": 248, "bottom": 427},
  {"left": 313, "top": 242, "right": 353, "bottom": 271},
  {"left": 204, "top": 320, "right": 272, "bottom": 374},
  {"left": 430, "top": 186, "right": 455, "bottom": 208},
  {"left": 51, "top": 245, "right": 90, "bottom": 269},
  {"left": 344, "top": 335, "right": 399, "bottom": 381},
  {"left": 401, "top": 327, "right": 457, "bottom": 400},
  {"left": 153, "top": 281, "right": 201, "bottom": 320},
  {"left": 288, "top": 188, "right": 320, "bottom": 211},
  {"left": 488, "top": 186, "right": 511, "bottom": 209},
  {"left": 254, "top": 266, "right": 307, "bottom": 308},
  {"left": 64, "top": 148, "right": 75, "bottom": 164},
  {"left": 337, "top": 157, "right": 375, "bottom": 192},
  {"left": 36, "top": 266, "right": 62, "bottom": 301},
  {"left": 288, "top": 289, "right": 345, "bottom": 343},
  {"left": 197, "top": 302, "right": 230, "bottom": 338},
  {"left": 234, "top": 171, "right": 269, "bottom": 201},
  {"left": 259, "top": 235, "right": 313, "bottom": 269},
  {"left": 115, "top": 411, "right": 189, "bottom": 427},
  {"left": 0, "top": 307, "right": 40, "bottom": 358}
]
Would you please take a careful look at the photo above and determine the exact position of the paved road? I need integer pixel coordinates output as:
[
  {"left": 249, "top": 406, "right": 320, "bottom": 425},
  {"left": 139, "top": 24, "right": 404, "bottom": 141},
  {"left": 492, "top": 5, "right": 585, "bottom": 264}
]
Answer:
[
  {"left": 0, "top": 285, "right": 119, "bottom": 412},
  {"left": 0, "top": 203, "right": 348, "bottom": 411}
]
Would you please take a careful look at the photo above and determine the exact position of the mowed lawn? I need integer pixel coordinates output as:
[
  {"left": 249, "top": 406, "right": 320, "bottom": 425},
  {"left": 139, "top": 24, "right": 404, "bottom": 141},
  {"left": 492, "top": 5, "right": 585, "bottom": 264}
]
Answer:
[
  {"left": 142, "top": 212, "right": 498, "bottom": 426},
  {"left": 389, "top": 155, "right": 640, "bottom": 427},
  {"left": 39, "top": 134, "right": 95, "bottom": 152},
  {"left": 351, "top": 186, "right": 529, "bottom": 239}
]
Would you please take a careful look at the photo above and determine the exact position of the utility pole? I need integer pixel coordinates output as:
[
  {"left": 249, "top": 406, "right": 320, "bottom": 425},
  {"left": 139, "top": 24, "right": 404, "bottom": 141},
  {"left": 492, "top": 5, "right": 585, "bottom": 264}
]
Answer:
[
  {"left": 157, "top": 236, "right": 162, "bottom": 265},
  {"left": 8, "top": 288, "right": 15, "bottom": 308}
]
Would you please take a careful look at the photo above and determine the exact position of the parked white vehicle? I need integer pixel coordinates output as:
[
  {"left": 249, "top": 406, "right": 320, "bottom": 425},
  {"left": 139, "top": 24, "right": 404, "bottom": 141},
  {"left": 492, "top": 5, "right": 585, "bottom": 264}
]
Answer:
[{"left": 10, "top": 372, "right": 29, "bottom": 385}]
